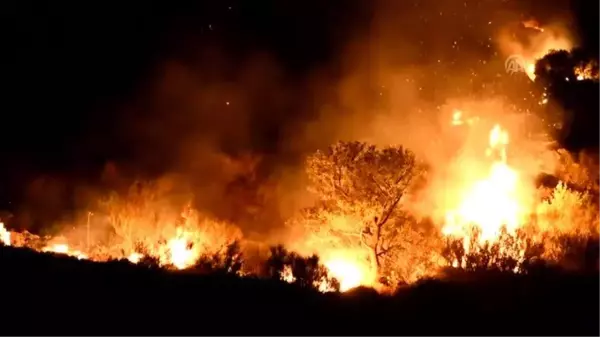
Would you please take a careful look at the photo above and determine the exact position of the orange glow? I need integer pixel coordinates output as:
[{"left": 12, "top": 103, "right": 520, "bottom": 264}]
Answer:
[
  {"left": 499, "top": 21, "right": 574, "bottom": 81},
  {"left": 127, "top": 252, "right": 143, "bottom": 264},
  {"left": 575, "top": 62, "right": 598, "bottom": 81},
  {"left": 0, "top": 222, "right": 10, "bottom": 246},
  {"left": 42, "top": 243, "right": 88, "bottom": 260},
  {"left": 164, "top": 228, "right": 199, "bottom": 269},
  {"left": 442, "top": 124, "right": 524, "bottom": 238},
  {"left": 324, "top": 259, "right": 362, "bottom": 291},
  {"left": 439, "top": 118, "right": 538, "bottom": 268},
  {"left": 0, "top": 16, "right": 600, "bottom": 292}
]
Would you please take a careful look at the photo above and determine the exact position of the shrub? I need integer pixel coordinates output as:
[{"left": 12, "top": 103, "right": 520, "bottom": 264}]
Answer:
[
  {"left": 441, "top": 227, "right": 544, "bottom": 273},
  {"left": 264, "top": 245, "right": 340, "bottom": 292},
  {"left": 193, "top": 240, "right": 245, "bottom": 275}
]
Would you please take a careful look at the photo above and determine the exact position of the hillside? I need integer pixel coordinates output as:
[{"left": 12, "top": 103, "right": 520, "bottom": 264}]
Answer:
[{"left": 1, "top": 245, "right": 597, "bottom": 335}]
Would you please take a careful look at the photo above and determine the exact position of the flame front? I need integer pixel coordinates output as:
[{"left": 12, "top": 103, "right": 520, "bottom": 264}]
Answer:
[
  {"left": 42, "top": 243, "right": 88, "bottom": 260},
  {"left": 442, "top": 124, "right": 528, "bottom": 264},
  {"left": 164, "top": 228, "right": 198, "bottom": 270}
]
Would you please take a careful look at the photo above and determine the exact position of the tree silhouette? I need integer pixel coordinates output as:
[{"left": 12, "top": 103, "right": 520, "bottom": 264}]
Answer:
[
  {"left": 291, "top": 141, "right": 428, "bottom": 282},
  {"left": 535, "top": 50, "right": 576, "bottom": 85}
]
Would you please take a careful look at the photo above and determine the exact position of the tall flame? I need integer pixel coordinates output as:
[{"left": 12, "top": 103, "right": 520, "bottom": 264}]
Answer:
[{"left": 442, "top": 124, "right": 527, "bottom": 257}]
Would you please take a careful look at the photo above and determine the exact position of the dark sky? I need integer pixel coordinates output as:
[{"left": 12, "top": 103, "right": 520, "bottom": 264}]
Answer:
[
  {"left": 0, "top": 1, "right": 369, "bottom": 196},
  {"left": 0, "top": 0, "right": 597, "bottom": 219}
]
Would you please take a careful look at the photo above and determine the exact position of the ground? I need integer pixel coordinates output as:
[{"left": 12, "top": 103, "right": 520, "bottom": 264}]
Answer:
[{"left": 1, "top": 245, "right": 597, "bottom": 335}]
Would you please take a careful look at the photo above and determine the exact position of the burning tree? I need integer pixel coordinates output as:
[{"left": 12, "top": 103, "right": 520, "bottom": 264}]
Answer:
[{"left": 290, "top": 141, "right": 432, "bottom": 285}]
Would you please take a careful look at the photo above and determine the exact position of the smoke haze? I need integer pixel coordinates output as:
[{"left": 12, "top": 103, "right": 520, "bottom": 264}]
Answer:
[{"left": 6, "top": 0, "right": 584, "bottom": 238}]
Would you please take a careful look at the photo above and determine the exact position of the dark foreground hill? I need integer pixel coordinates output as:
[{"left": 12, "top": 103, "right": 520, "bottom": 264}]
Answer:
[{"left": 1, "top": 245, "right": 598, "bottom": 335}]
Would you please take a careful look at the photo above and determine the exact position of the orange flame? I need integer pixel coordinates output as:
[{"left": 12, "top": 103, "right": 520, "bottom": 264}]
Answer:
[
  {"left": 442, "top": 123, "right": 530, "bottom": 266},
  {"left": 0, "top": 222, "right": 10, "bottom": 246}
]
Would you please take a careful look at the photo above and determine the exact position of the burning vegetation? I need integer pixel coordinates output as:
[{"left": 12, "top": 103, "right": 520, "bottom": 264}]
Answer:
[
  {"left": 1, "top": 14, "right": 598, "bottom": 295},
  {"left": 2, "top": 104, "right": 598, "bottom": 292}
]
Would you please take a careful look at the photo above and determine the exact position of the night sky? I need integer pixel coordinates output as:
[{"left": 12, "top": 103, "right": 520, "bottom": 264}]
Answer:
[
  {"left": 0, "top": 0, "right": 597, "bottom": 228},
  {"left": 1, "top": 1, "right": 369, "bottom": 183}
]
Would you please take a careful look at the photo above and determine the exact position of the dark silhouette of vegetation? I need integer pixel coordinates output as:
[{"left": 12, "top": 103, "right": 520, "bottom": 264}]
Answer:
[
  {"left": 535, "top": 49, "right": 599, "bottom": 151},
  {"left": 442, "top": 227, "right": 544, "bottom": 272},
  {"left": 129, "top": 241, "right": 161, "bottom": 269},
  {"left": 136, "top": 254, "right": 162, "bottom": 270},
  {"left": 265, "top": 245, "right": 340, "bottom": 291},
  {"left": 544, "top": 234, "right": 600, "bottom": 271},
  {"left": 0, "top": 243, "right": 597, "bottom": 335},
  {"left": 193, "top": 240, "right": 244, "bottom": 275}
]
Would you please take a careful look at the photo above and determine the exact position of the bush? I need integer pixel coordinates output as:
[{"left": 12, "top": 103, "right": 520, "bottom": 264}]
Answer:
[
  {"left": 441, "top": 227, "right": 544, "bottom": 272},
  {"left": 131, "top": 241, "right": 161, "bottom": 269},
  {"left": 193, "top": 240, "right": 245, "bottom": 275},
  {"left": 542, "top": 234, "right": 599, "bottom": 271},
  {"left": 264, "top": 245, "right": 340, "bottom": 292}
]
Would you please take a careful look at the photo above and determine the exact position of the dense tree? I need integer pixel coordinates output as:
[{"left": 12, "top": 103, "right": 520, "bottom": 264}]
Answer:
[
  {"left": 534, "top": 49, "right": 599, "bottom": 150},
  {"left": 290, "top": 141, "right": 433, "bottom": 284}
]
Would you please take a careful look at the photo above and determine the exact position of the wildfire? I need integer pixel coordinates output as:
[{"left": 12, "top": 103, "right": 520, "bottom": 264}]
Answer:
[
  {"left": 451, "top": 110, "right": 478, "bottom": 126},
  {"left": 163, "top": 228, "right": 198, "bottom": 269},
  {"left": 128, "top": 252, "right": 143, "bottom": 264},
  {"left": 574, "top": 62, "right": 599, "bottom": 81},
  {"left": 0, "top": 9, "right": 595, "bottom": 297},
  {"left": 499, "top": 20, "right": 574, "bottom": 81},
  {"left": 442, "top": 123, "right": 530, "bottom": 266},
  {"left": 34, "top": 227, "right": 201, "bottom": 269},
  {"left": 41, "top": 243, "right": 88, "bottom": 260},
  {"left": 1, "top": 222, "right": 10, "bottom": 246},
  {"left": 323, "top": 258, "right": 365, "bottom": 292},
  {"left": 281, "top": 265, "right": 295, "bottom": 283},
  {"left": 276, "top": 254, "right": 371, "bottom": 292},
  {"left": 523, "top": 19, "right": 545, "bottom": 33}
]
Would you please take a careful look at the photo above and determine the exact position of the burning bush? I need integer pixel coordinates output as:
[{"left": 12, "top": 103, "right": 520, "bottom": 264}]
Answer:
[
  {"left": 1, "top": 132, "right": 597, "bottom": 293},
  {"left": 95, "top": 180, "right": 243, "bottom": 268},
  {"left": 442, "top": 227, "right": 544, "bottom": 272}
]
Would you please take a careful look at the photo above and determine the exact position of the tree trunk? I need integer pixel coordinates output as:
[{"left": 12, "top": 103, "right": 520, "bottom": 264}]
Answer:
[
  {"left": 368, "top": 246, "right": 379, "bottom": 281},
  {"left": 360, "top": 231, "right": 380, "bottom": 282}
]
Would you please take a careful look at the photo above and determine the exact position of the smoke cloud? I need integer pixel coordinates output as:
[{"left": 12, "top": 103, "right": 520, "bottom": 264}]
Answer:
[{"left": 12, "top": 0, "right": 579, "bottom": 240}]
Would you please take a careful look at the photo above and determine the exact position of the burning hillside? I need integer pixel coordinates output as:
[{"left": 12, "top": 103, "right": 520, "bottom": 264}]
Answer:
[
  {"left": 1, "top": 104, "right": 597, "bottom": 292},
  {"left": 1, "top": 11, "right": 598, "bottom": 294}
]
